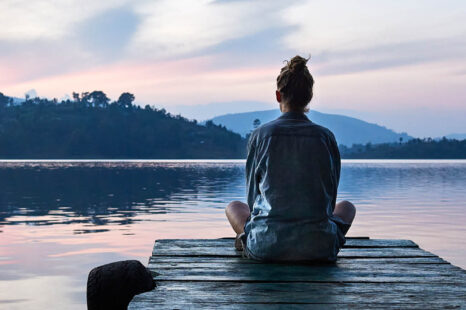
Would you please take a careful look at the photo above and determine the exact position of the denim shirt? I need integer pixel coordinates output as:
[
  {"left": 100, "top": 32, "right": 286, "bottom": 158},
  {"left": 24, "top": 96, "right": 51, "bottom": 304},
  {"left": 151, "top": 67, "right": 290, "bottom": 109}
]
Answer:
[{"left": 243, "top": 111, "right": 344, "bottom": 262}]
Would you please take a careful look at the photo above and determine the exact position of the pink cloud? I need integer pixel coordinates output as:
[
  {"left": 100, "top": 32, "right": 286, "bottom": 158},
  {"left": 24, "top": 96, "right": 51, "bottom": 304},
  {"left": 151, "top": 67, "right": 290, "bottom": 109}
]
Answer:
[{"left": 1, "top": 55, "right": 278, "bottom": 105}]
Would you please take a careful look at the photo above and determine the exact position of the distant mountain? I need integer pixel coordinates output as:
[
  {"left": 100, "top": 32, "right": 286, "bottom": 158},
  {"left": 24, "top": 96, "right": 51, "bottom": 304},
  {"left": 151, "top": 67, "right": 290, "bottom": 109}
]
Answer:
[
  {"left": 210, "top": 109, "right": 411, "bottom": 147},
  {"left": 168, "top": 101, "right": 275, "bottom": 121}
]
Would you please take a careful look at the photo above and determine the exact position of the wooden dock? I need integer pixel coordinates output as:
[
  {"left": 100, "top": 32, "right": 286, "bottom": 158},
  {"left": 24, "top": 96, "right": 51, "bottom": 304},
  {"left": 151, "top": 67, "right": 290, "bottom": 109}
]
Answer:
[{"left": 129, "top": 237, "right": 466, "bottom": 309}]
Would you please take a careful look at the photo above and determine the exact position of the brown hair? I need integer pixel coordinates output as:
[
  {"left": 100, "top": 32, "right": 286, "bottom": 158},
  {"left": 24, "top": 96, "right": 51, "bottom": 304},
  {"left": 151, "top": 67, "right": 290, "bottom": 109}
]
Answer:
[{"left": 276, "top": 55, "right": 314, "bottom": 111}]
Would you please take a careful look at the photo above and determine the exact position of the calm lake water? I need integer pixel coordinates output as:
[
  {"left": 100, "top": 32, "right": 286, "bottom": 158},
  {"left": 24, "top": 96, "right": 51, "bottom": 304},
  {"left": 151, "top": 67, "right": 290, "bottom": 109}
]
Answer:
[{"left": 0, "top": 160, "right": 465, "bottom": 309}]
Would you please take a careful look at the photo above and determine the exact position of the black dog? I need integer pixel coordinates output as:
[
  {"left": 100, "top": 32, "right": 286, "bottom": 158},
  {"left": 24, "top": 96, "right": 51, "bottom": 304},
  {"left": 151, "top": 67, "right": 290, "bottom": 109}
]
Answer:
[{"left": 87, "top": 260, "right": 155, "bottom": 310}]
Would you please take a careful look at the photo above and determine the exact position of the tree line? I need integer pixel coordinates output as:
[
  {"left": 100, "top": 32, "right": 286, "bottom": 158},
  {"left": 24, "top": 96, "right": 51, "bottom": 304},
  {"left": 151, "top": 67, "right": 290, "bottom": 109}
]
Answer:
[
  {"left": 339, "top": 138, "right": 466, "bottom": 159},
  {"left": 0, "top": 91, "right": 246, "bottom": 159}
]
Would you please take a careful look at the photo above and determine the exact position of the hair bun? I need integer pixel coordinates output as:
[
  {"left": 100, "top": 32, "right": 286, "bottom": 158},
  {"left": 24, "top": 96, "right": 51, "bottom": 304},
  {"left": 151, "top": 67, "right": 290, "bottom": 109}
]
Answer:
[
  {"left": 288, "top": 55, "right": 309, "bottom": 73},
  {"left": 276, "top": 54, "right": 314, "bottom": 110}
]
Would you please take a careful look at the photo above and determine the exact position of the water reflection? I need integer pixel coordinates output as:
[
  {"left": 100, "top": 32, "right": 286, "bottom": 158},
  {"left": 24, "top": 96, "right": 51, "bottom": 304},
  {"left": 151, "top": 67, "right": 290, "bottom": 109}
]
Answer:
[
  {"left": 0, "top": 161, "right": 245, "bottom": 230},
  {"left": 0, "top": 160, "right": 465, "bottom": 309}
]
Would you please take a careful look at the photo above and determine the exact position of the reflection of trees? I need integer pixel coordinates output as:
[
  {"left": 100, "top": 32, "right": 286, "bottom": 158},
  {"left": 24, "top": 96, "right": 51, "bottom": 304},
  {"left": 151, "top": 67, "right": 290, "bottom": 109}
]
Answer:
[{"left": 0, "top": 164, "right": 244, "bottom": 227}]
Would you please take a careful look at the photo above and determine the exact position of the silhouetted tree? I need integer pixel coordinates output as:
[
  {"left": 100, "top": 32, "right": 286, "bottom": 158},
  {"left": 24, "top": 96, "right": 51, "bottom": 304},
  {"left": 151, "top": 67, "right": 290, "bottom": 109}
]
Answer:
[
  {"left": 0, "top": 92, "right": 8, "bottom": 108},
  {"left": 117, "top": 92, "right": 135, "bottom": 109},
  {"left": 72, "top": 92, "right": 80, "bottom": 103},
  {"left": 85, "top": 91, "right": 110, "bottom": 108},
  {"left": 81, "top": 92, "right": 91, "bottom": 107},
  {"left": 253, "top": 119, "right": 261, "bottom": 129}
]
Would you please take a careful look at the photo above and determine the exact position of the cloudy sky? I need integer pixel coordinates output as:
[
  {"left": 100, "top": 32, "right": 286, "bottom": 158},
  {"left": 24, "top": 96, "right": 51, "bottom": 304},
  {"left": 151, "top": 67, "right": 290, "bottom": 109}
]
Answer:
[{"left": 1, "top": 0, "right": 465, "bottom": 137}]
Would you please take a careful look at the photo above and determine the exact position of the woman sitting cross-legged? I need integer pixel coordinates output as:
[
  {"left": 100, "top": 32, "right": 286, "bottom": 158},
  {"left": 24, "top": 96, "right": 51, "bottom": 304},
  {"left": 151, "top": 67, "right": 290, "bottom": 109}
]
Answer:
[{"left": 226, "top": 55, "right": 356, "bottom": 262}]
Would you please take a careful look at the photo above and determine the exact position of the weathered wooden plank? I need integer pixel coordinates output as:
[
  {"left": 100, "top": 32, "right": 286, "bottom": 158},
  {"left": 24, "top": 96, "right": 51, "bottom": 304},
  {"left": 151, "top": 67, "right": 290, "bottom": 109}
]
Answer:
[
  {"left": 152, "top": 246, "right": 435, "bottom": 258},
  {"left": 219, "top": 236, "right": 371, "bottom": 240},
  {"left": 149, "top": 256, "right": 449, "bottom": 265},
  {"left": 149, "top": 262, "right": 459, "bottom": 273},
  {"left": 154, "top": 238, "right": 418, "bottom": 248},
  {"left": 130, "top": 302, "right": 464, "bottom": 310},
  {"left": 130, "top": 282, "right": 466, "bottom": 309},
  {"left": 218, "top": 236, "right": 372, "bottom": 240},
  {"left": 148, "top": 263, "right": 464, "bottom": 283},
  {"left": 130, "top": 302, "right": 462, "bottom": 310}
]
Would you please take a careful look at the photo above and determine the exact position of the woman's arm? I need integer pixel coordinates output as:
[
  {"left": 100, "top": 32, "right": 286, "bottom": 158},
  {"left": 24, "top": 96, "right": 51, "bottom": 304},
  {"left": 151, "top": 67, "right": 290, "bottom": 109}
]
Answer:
[{"left": 245, "top": 134, "right": 257, "bottom": 212}]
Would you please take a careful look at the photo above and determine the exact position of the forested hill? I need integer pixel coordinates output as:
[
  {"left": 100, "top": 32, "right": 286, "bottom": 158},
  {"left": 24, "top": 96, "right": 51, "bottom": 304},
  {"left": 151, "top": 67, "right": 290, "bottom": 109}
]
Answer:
[{"left": 0, "top": 92, "right": 246, "bottom": 159}]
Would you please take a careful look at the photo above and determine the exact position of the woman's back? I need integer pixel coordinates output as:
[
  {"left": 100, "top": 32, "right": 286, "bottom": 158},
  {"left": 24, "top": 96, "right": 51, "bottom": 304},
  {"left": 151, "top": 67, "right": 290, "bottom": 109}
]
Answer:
[{"left": 243, "top": 111, "right": 344, "bottom": 261}]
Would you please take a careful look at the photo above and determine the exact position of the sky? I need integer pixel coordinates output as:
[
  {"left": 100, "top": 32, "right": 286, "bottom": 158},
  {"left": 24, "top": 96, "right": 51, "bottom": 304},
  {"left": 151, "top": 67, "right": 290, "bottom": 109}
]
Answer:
[{"left": 0, "top": 0, "right": 465, "bottom": 137}]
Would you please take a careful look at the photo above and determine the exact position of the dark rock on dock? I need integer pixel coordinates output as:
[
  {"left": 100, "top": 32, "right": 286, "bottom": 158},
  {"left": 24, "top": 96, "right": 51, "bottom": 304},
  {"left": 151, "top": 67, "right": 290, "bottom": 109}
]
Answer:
[
  {"left": 129, "top": 237, "right": 466, "bottom": 309},
  {"left": 87, "top": 260, "right": 155, "bottom": 310}
]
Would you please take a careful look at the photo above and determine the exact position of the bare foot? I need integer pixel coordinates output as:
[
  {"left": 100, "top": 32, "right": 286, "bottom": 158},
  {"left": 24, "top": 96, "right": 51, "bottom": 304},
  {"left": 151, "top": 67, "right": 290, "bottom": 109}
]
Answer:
[{"left": 235, "top": 233, "right": 244, "bottom": 251}]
